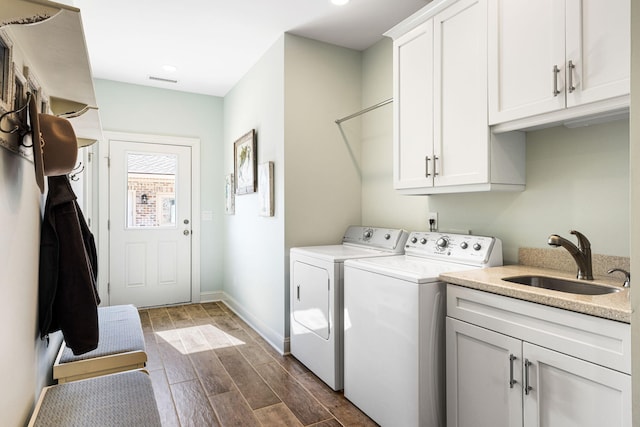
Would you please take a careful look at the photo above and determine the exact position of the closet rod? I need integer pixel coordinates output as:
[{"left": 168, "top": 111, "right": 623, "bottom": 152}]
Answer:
[{"left": 335, "top": 98, "right": 393, "bottom": 124}]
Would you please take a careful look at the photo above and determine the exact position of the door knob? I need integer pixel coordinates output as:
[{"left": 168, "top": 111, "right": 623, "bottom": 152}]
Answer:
[{"left": 183, "top": 230, "right": 190, "bottom": 236}]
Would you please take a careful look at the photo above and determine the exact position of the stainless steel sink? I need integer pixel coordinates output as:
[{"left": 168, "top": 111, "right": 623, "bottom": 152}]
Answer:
[{"left": 502, "top": 275, "right": 621, "bottom": 295}]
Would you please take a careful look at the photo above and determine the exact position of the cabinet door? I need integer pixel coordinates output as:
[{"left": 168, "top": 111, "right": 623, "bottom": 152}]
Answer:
[
  {"left": 488, "top": 0, "right": 565, "bottom": 124},
  {"left": 565, "top": 0, "right": 630, "bottom": 107},
  {"left": 393, "top": 20, "right": 434, "bottom": 190},
  {"left": 446, "top": 318, "right": 523, "bottom": 427},
  {"left": 523, "top": 342, "right": 631, "bottom": 427},
  {"left": 433, "top": 0, "right": 488, "bottom": 187}
]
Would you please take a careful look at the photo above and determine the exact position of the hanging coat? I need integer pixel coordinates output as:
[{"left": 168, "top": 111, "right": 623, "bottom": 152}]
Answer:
[{"left": 39, "top": 175, "right": 100, "bottom": 355}]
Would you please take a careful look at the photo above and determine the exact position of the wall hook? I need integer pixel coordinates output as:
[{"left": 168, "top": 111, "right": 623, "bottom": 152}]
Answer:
[{"left": 0, "top": 92, "right": 32, "bottom": 136}]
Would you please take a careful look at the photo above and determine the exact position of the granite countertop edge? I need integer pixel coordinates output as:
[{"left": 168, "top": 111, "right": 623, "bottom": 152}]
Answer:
[{"left": 439, "top": 265, "right": 631, "bottom": 323}]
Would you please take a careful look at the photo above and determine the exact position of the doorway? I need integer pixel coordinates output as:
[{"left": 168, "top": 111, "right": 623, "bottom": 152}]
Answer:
[{"left": 98, "top": 132, "right": 201, "bottom": 307}]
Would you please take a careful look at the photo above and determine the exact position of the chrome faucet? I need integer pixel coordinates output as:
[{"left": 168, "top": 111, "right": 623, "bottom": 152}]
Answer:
[{"left": 547, "top": 230, "right": 593, "bottom": 280}]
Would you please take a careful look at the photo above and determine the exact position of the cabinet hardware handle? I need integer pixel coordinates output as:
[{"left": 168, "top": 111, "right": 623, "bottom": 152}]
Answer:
[
  {"left": 524, "top": 359, "right": 533, "bottom": 395},
  {"left": 552, "top": 65, "right": 561, "bottom": 96},
  {"left": 434, "top": 156, "right": 439, "bottom": 176},
  {"left": 297, "top": 285, "right": 300, "bottom": 301},
  {"left": 509, "top": 354, "right": 517, "bottom": 388},
  {"left": 425, "top": 156, "right": 431, "bottom": 177},
  {"left": 568, "top": 60, "right": 576, "bottom": 93}
]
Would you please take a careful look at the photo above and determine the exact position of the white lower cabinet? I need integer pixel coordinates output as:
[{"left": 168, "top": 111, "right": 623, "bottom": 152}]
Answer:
[{"left": 446, "top": 285, "right": 631, "bottom": 427}]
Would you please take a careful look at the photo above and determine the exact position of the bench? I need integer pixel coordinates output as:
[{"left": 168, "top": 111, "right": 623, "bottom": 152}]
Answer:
[
  {"left": 53, "top": 305, "right": 147, "bottom": 383},
  {"left": 28, "top": 370, "right": 161, "bottom": 426}
]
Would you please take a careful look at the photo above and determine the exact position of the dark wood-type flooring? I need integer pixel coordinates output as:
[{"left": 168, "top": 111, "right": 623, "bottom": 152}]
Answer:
[{"left": 139, "top": 302, "right": 378, "bottom": 426}]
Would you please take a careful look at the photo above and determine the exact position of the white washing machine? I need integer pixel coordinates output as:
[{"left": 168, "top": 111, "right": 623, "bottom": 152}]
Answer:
[
  {"left": 290, "top": 226, "right": 409, "bottom": 391},
  {"left": 343, "top": 231, "right": 503, "bottom": 427}
]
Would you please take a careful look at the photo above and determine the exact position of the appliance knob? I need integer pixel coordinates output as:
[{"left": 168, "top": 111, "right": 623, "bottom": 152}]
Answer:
[
  {"left": 460, "top": 242, "right": 468, "bottom": 249},
  {"left": 420, "top": 238, "right": 427, "bottom": 245},
  {"left": 410, "top": 237, "right": 418, "bottom": 244},
  {"left": 384, "top": 233, "right": 391, "bottom": 240},
  {"left": 473, "top": 243, "right": 482, "bottom": 251},
  {"left": 364, "top": 230, "right": 373, "bottom": 239},
  {"left": 436, "top": 237, "right": 448, "bottom": 248}
]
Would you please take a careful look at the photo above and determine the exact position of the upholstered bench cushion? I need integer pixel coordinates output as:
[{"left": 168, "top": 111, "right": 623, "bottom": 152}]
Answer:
[
  {"left": 29, "top": 370, "right": 161, "bottom": 427},
  {"left": 53, "top": 305, "right": 147, "bottom": 383}
]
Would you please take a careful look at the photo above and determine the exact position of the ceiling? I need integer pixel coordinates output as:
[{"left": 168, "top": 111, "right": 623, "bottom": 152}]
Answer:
[{"left": 70, "top": 0, "right": 431, "bottom": 97}]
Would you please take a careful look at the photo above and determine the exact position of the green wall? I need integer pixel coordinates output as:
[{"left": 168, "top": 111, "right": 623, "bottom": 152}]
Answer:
[{"left": 94, "top": 79, "right": 225, "bottom": 294}]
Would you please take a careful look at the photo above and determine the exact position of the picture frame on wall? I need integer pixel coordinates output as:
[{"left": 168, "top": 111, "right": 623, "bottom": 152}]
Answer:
[
  {"left": 258, "top": 161, "right": 274, "bottom": 217},
  {"left": 233, "top": 129, "right": 257, "bottom": 195},
  {"left": 224, "top": 173, "right": 235, "bottom": 214}
]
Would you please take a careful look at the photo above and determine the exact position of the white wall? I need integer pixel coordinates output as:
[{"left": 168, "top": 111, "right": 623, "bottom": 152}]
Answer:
[
  {"left": 361, "top": 39, "right": 630, "bottom": 264},
  {"left": 0, "top": 34, "right": 64, "bottom": 426},
  {"left": 93, "top": 80, "right": 225, "bottom": 296},
  {"left": 222, "top": 34, "right": 362, "bottom": 352},
  {"left": 222, "top": 36, "right": 287, "bottom": 351},
  {"left": 361, "top": 38, "right": 428, "bottom": 231},
  {"left": 629, "top": 0, "right": 638, "bottom": 423}
]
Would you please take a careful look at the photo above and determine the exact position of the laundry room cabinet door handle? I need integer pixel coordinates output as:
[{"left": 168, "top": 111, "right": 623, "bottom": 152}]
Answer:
[{"left": 297, "top": 285, "right": 300, "bottom": 301}]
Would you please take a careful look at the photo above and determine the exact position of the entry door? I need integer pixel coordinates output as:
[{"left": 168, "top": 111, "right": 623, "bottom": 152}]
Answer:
[{"left": 109, "top": 140, "right": 192, "bottom": 307}]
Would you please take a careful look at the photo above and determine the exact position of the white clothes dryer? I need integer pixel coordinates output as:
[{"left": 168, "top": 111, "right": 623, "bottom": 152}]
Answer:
[
  {"left": 290, "top": 226, "right": 408, "bottom": 391},
  {"left": 343, "top": 232, "right": 503, "bottom": 427}
]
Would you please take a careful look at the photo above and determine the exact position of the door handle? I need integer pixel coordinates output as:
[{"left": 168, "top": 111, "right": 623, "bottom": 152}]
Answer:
[
  {"left": 567, "top": 60, "right": 576, "bottom": 93},
  {"left": 433, "top": 156, "right": 439, "bottom": 176},
  {"left": 509, "top": 354, "right": 517, "bottom": 388},
  {"left": 183, "top": 230, "right": 190, "bottom": 236},
  {"left": 552, "top": 65, "right": 561, "bottom": 96},
  {"left": 296, "top": 285, "right": 301, "bottom": 301},
  {"left": 425, "top": 156, "right": 431, "bottom": 177},
  {"left": 524, "top": 359, "right": 533, "bottom": 395}
]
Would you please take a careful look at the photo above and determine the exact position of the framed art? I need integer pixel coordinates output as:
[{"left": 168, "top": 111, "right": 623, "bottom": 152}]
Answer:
[
  {"left": 233, "top": 129, "right": 257, "bottom": 194},
  {"left": 258, "top": 161, "right": 274, "bottom": 217},
  {"left": 225, "top": 173, "right": 235, "bottom": 214}
]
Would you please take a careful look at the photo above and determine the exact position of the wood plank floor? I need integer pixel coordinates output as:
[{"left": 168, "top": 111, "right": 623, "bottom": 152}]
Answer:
[{"left": 139, "top": 302, "right": 378, "bottom": 427}]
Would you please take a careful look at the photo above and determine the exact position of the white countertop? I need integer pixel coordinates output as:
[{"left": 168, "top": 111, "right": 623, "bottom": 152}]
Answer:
[{"left": 440, "top": 265, "right": 631, "bottom": 323}]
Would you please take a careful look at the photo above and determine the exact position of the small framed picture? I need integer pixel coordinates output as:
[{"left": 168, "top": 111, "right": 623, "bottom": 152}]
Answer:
[
  {"left": 233, "top": 129, "right": 257, "bottom": 195},
  {"left": 258, "top": 161, "right": 274, "bottom": 217},
  {"left": 225, "top": 173, "right": 235, "bottom": 215}
]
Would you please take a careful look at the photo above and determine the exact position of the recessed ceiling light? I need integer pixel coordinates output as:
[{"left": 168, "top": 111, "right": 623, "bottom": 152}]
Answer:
[
  {"left": 331, "top": 0, "right": 350, "bottom": 5},
  {"left": 162, "top": 64, "right": 177, "bottom": 73}
]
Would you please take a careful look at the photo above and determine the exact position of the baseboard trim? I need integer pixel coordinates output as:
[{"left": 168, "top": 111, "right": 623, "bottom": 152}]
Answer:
[
  {"left": 220, "top": 293, "right": 288, "bottom": 355},
  {"left": 199, "top": 291, "right": 224, "bottom": 302}
]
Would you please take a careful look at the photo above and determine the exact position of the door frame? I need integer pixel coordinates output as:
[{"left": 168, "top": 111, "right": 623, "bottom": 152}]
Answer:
[{"left": 98, "top": 131, "right": 201, "bottom": 306}]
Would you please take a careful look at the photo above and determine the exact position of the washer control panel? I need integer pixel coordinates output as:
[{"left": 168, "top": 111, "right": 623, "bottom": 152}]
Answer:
[
  {"left": 342, "top": 226, "right": 409, "bottom": 252},
  {"left": 405, "top": 232, "right": 502, "bottom": 266}
]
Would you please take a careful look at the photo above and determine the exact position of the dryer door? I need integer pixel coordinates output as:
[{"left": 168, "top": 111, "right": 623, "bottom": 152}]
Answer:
[{"left": 292, "top": 261, "right": 331, "bottom": 340}]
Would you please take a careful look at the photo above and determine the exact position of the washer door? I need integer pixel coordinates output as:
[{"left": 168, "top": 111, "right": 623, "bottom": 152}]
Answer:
[{"left": 292, "top": 261, "right": 330, "bottom": 340}]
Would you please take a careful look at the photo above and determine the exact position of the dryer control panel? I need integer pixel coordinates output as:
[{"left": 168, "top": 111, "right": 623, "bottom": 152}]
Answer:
[
  {"left": 405, "top": 232, "right": 503, "bottom": 267},
  {"left": 342, "top": 226, "right": 408, "bottom": 253}
]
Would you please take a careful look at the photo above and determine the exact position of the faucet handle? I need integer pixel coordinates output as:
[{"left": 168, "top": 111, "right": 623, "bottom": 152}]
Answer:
[
  {"left": 607, "top": 268, "right": 630, "bottom": 288},
  {"left": 569, "top": 230, "right": 591, "bottom": 249}
]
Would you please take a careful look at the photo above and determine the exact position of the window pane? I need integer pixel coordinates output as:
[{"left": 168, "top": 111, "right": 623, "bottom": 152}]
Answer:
[{"left": 126, "top": 152, "right": 177, "bottom": 228}]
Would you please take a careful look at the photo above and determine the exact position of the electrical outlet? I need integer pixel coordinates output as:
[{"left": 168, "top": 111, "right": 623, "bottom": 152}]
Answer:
[{"left": 428, "top": 212, "right": 438, "bottom": 231}]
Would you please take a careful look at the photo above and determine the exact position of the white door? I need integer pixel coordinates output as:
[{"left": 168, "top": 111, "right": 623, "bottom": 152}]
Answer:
[
  {"left": 393, "top": 19, "right": 434, "bottom": 190},
  {"left": 446, "top": 317, "right": 523, "bottom": 427},
  {"left": 565, "top": 0, "right": 630, "bottom": 107},
  {"left": 523, "top": 342, "right": 631, "bottom": 427},
  {"left": 488, "top": 0, "right": 566, "bottom": 124},
  {"left": 109, "top": 140, "right": 192, "bottom": 307},
  {"left": 434, "top": 0, "right": 488, "bottom": 187}
]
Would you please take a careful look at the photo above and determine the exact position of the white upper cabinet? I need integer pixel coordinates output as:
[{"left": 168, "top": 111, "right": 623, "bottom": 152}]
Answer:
[
  {"left": 488, "top": 0, "right": 630, "bottom": 129},
  {"left": 387, "top": 0, "right": 525, "bottom": 195},
  {"left": 393, "top": 20, "right": 434, "bottom": 190}
]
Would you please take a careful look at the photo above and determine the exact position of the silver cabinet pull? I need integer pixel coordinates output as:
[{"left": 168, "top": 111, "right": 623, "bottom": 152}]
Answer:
[
  {"left": 552, "top": 65, "right": 561, "bottom": 96},
  {"left": 524, "top": 359, "right": 533, "bottom": 395},
  {"left": 568, "top": 60, "right": 576, "bottom": 93},
  {"left": 425, "top": 156, "right": 431, "bottom": 177},
  {"left": 509, "top": 354, "right": 517, "bottom": 388},
  {"left": 433, "top": 156, "right": 439, "bottom": 176},
  {"left": 296, "top": 285, "right": 300, "bottom": 301}
]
